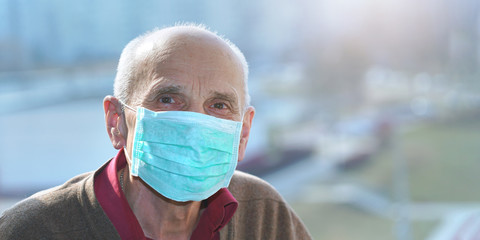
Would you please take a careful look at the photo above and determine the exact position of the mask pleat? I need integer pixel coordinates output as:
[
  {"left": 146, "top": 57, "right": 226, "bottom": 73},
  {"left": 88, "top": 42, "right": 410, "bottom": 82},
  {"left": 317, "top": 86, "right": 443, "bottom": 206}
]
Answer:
[
  {"left": 138, "top": 162, "right": 228, "bottom": 196},
  {"left": 136, "top": 150, "right": 231, "bottom": 177}
]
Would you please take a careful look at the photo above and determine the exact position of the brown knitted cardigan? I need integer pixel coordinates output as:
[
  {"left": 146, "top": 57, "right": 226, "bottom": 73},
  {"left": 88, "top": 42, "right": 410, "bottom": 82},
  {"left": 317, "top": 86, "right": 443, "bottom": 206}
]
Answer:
[{"left": 0, "top": 162, "right": 311, "bottom": 240}]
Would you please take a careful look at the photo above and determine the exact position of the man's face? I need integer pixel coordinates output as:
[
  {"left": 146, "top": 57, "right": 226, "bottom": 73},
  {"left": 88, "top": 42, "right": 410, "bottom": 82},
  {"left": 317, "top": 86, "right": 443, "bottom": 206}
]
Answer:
[{"left": 122, "top": 31, "right": 250, "bottom": 163}]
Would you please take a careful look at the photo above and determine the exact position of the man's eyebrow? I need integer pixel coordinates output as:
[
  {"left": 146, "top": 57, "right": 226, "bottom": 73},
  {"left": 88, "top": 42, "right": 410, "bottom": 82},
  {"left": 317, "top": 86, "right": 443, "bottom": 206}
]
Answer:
[
  {"left": 212, "top": 91, "right": 238, "bottom": 102},
  {"left": 145, "top": 85, "right": 183, "bottom": 102},
  {"left": 154, "top": 85, "right": 183, "bottom": 95}
]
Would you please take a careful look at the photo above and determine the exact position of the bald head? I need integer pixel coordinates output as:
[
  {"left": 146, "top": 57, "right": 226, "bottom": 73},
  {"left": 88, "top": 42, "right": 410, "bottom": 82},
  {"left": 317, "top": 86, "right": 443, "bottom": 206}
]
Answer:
[{"left": 114, "top": 25, "right": 250, "bottom": 109}]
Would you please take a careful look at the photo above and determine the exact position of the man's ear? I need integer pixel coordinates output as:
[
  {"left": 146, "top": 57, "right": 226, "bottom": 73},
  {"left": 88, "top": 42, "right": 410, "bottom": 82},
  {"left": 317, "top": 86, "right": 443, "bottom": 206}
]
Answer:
[
  {"left": 238, "top": 106, "right": 255, "bottom": 162},
  {"left": 104, "top": 96, "right": 127, "bottom": 150}
]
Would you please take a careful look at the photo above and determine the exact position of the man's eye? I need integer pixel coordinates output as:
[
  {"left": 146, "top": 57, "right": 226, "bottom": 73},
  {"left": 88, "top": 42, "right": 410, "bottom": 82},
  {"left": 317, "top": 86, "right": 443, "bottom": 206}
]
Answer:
[
  {"left": 212, "top": 103, "right": 227, "bottom": 109},
  {"left": 160, "top": 97, "right": 174, "bottom": 104}
]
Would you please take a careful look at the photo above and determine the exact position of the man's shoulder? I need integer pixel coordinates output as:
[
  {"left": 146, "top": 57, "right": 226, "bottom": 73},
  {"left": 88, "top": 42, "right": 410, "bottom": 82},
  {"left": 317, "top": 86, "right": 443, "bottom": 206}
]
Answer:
[
  {"left": 225, "top": 171, "right": 313, "bottom": 239},
  {"left": 27, "top": 171, "right": 93, "bottom": 206},
  {"left": 229, "top": 170, "right": 283, "bottom": 202},
  {"left": 0, "top": 172, "right": 95, "bottom": 239}
]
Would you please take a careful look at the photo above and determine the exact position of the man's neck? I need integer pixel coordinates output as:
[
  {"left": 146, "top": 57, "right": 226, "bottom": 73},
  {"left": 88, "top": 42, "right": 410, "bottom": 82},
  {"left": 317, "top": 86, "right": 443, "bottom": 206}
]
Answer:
[{"left": 120, "top": 168, "right": 203, "bottom": 239}]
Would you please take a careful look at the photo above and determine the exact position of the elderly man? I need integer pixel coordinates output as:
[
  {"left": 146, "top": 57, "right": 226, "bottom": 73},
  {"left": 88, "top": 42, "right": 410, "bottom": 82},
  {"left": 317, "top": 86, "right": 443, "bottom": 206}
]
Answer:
[{"left": 0, "top": 25, "right": 311, "bottom": 239}]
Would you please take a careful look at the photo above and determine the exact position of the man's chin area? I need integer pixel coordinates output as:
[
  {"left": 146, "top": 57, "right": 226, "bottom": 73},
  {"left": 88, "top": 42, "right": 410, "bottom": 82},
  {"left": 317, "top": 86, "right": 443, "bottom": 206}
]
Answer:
[
  {"left": 162, "top": 196, "right": 196, "bottom": 206},
  {"left": 139, "top": 177, "right": 198, "bottom": 206}
]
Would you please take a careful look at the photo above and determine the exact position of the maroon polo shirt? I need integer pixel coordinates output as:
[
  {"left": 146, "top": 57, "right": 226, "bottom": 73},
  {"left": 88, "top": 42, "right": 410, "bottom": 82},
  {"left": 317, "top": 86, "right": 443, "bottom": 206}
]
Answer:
[{"left": 94, "top": 149, "right": 238, "bottom": 240}]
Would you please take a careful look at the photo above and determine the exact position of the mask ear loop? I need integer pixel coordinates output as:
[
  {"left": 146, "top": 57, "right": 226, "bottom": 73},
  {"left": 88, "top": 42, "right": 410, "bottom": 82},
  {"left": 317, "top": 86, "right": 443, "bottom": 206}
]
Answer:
[
  {"left": 118, "top": 99, "right": 137, "bottom": 113},
  {"left": 117, "top": 99, "right": 136, "bottom": 166}
]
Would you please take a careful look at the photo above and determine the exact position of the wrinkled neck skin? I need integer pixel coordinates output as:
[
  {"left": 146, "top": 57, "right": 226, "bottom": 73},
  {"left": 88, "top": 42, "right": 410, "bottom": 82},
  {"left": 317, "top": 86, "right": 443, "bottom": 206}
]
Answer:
[{"left": 118, "top": 165, "right": 204, "bottom": 240}]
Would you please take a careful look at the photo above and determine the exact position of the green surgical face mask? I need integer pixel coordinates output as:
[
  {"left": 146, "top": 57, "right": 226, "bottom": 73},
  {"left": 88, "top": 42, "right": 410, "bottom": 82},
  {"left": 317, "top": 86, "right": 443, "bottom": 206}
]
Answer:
[{"left": 124, "top": 105, "right": 243, "bottom": 202}]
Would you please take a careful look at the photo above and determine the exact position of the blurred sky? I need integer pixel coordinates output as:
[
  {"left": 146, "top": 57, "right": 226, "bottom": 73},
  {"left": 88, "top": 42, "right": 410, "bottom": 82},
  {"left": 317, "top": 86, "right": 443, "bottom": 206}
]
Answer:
[{"left": 0, "top": 0, "right": 479, "bottom": 196}]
